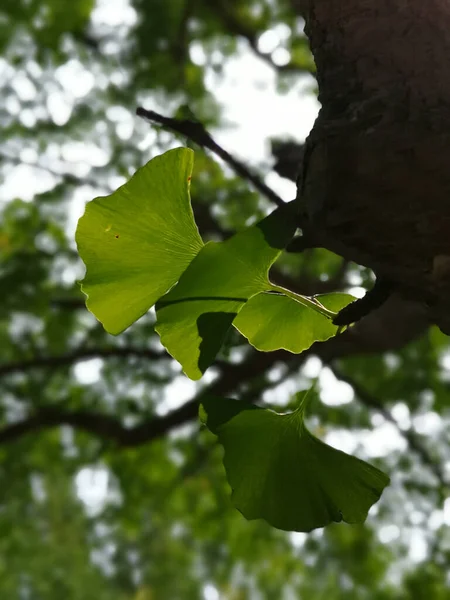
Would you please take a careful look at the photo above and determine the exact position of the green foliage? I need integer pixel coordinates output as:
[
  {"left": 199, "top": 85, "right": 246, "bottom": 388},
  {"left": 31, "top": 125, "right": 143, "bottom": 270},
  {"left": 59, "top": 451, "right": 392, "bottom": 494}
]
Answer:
[
  {"left": 76, "top": 148, "right": 387, "bottom": 531},
  {"left": 0, "top": 0, "right": 94, "bottom": 65},
  {"left": 77, "top": 148, "right": 354, "bottom": 384},
  {"left": 234, "top": 292, "right": 354, "bottom": 353},
  {"left": 200, "top": 394, "right": 389, "bottom": 532},
  {"left": 155, "top": 200, "right": 298, "bottom": 379}
]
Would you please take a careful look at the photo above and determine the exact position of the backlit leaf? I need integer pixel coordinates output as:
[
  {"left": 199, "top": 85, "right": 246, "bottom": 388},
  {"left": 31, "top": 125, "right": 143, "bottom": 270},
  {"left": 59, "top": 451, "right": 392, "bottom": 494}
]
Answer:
[
  {"left": 234, "top": 292, "right": 354, "bottom": 353},
  {"left": 76, "top": 148, "right": 203, "bottom": 334},
  {"left": 155, "top": 202, "right": 297, "bottom": 379},
  {"left": 200, "top": 395, "right": 390, "bottom": 532}
]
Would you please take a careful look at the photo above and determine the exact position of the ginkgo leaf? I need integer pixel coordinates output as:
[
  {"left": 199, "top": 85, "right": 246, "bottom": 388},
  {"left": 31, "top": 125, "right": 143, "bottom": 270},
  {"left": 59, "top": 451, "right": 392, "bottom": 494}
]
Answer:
[
  {"left": 200, "top": 395, "right": 390, "bottom": 532},
  {"left": 76, "top": 148, "right": 203, "bottom": 334},
  {"left": 234, "top": 292, "right": 354, "bottom": 353},
  {"left": 155, "top": 202, "right": 297, "bottom": 380}
]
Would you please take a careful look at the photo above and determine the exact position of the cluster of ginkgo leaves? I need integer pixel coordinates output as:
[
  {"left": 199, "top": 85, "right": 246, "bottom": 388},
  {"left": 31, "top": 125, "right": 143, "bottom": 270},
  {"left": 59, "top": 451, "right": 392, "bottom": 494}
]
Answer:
[{"left": 76, "top": 148, "right": 390, "bottom": 533}]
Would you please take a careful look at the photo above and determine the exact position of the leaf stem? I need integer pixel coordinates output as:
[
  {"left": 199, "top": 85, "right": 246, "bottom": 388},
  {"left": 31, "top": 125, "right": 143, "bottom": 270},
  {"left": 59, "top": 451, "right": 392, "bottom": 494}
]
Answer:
[{"left": 268, "top": 284, "right": 337, "bottom": 319}]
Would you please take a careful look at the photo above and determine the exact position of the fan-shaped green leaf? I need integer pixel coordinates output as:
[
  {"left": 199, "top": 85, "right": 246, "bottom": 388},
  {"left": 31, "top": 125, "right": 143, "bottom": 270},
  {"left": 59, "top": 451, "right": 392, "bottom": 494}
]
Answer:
[
  {"left": 155, "top": 202, "right": 297, "bottom": 380},
  {"left": 200, "top": 395, "right": 390, "bottom": 532},
  {"left": 234, "top": 292, "right": 354, "bottom": 353},
  {"left": 76, "top": 148, "right": 203, "bottom": 334}
]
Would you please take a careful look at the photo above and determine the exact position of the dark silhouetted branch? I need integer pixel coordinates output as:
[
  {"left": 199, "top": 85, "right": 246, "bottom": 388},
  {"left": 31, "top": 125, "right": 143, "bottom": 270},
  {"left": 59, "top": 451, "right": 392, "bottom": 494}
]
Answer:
[
  {"left": 0, "top": 349, "right": 292, "bottom": 447},
  {"left": 0, "top": 347, "right": 166, "bottom": 378},
  {"left": 136, "top": 107, "right": 285, "bottom": 207}
]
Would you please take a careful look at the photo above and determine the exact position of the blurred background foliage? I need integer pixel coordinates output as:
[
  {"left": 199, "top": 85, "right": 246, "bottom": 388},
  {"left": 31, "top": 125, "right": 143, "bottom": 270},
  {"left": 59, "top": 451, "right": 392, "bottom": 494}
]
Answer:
[{"left": 0, "top": 0, "right": 449, "bottom": 598}]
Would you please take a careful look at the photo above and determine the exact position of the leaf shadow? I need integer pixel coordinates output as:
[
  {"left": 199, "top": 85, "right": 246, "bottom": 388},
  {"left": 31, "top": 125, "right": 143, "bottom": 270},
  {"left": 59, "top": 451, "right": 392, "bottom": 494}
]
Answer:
[{"left": 197, "top": 311, "right": 237, "bottom": 374}]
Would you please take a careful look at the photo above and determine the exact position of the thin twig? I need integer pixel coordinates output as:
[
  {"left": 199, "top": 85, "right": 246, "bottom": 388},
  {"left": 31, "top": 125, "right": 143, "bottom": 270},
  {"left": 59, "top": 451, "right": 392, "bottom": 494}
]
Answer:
[{"left": 136, "top": 107, "right": 285, "bottom": 207}]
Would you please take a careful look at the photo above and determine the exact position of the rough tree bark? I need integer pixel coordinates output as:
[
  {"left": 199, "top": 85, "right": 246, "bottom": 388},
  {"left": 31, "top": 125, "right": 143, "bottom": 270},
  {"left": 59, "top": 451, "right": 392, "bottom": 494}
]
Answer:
[{"left": 297, "top": 0, "right": 450, "bottom": 334}]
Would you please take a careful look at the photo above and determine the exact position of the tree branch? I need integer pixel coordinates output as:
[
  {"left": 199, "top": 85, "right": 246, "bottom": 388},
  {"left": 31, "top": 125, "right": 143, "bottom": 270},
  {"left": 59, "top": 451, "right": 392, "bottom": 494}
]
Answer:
[
  {"left": 8, "top": 291, "right": 432, "bottom": 381},
  {"left": 0, "top": 350, "right": 291, "bottom": 446},
  {"left": 0, "top": 347, "right": 166, "bottom": 378},
  {"left": 136, "top": 107, "right": 285, "bottom": 207},
  {"left": 314, "top": 293, "right": 430, "bottom": 360}
]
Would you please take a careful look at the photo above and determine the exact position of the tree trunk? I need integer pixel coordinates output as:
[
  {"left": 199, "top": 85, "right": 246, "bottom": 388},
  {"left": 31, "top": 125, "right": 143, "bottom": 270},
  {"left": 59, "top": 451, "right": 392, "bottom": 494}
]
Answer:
[{"left": 299, "top": 0, "right": 450, "bottom": 333}]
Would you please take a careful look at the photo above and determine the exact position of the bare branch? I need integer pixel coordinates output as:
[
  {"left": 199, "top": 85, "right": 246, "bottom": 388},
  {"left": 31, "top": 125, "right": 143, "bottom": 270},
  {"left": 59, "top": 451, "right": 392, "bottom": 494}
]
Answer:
[
  {"left": 0, "top": 349, "right": 291, "bottom": 446},
  {"left": 0, "top": 347, "right": 167, "bottom": 378},
  {"left": 136, "top": 107, "right": 285, "bottom": 208}
]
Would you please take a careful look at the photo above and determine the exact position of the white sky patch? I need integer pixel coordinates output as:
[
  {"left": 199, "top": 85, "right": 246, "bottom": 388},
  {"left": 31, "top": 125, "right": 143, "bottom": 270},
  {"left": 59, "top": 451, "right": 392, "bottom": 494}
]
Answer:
[
  {"left": 428, "top": 509, "right": 444, "bottom": 530},
  {"left": 75, "top": 467, "right": 109, "bottom": 516},
  {"left": 205, "top": 46, "right": 319, "bottom": 168},
  {"left": 272, "top": 47, "right": 291, "bottom": 67},
  {"left": 384, "top": 353, "right": 401, "bottom": 371},
  {"left": 348, "top": 286, "right": 366, "bottom": 299},
  {"left": 326, "top": 421, "right": 407, "bottom": 457},
  {"left": 266, "top": 363, "right": 288, "bottom": 383},
  {"left": 61, "top": 141, "right": 109, "bottom": 166},
  {"left": 8, "top": 313, "right": 43, "bottom": 340},
  {"left": 347, "top": 270, "right": 364, "bottom": 286},
  {"left": 203, "top": 584, "right": 220, "bottom": 600},
  {"left": 378, "top": 524, "right": 400, "bottom": 544},
  {"left": 408, "top": 530, "right": 428, "bottom": 563},
  {"left": 19, "top": 108, "right": 37, "bottom": 127},
  {"left": 391, "top": 402, "right": 411, "bottom": 430},
  {"left": 319, "top": 367, "right": 354, "bottom": 406},
  {"left": 5, "top": 94, "right": 20, "bottom": 115},
  {"left": 0, "top": 57, "right": 14, "bottom": 81},
  {"left": 30, "top": 473, "right": 47, "bottom": 503},
  {"left": 47, "top": 90, "right": 72, "bottom": 126},
  {"left": 190, "top": 42, "right": 207, "bottom": 66},
  {"left": 265, "top": 170, "right": 296, "bottom": 201},
  {"left": 262, "top": 377, "right": 308, "bottom": 406},
  {"left": 412, "top": 411, "right": 442, "bottom": 436},
  {"left": 156, "top": 375, "right": 197, "bottom": 416},
  {"left": 20, "top": 147, "right": 38, "bottom": 163},
  {"left": 361, "top": 422, "right": 407, "bottom": 457},
  {"left": 56, "top": 60, "right": 95, "bottom": 98},
  {"left": 290, "top": 531, "right": 307, "bottom": 548},
  {"left": 67, "top": 185, "right": 106, "bottom": 243},
  {"left": 73, "top": 358, "right": 104, "bottom": 385},
  {"left": 439, "top": 350, "right": 450, "bottom": 382},
  {"left": 91, "top": 0, "right": 137, "bottom": 27},
  {"left": 443, "top": 497, "right": 450, "bottom": 525},
  {"left": 26, "top": 60, "right": 43, "bottom": 79},
  {"left": 0, "top": 164, "right": 55, "bottom": 201},
  {"left": 302, "top": 355, "right": 322, "bottom": 378},
  {"left": 409, "top": 510, "right": 425, "bottom": 526},
  {"left": 371, "top": 413, "right": 386, "bottom": 428},
  {"left": 439, "top": 350, "right": 450, "bottom": 370},
  {"left": 11, "top": 72, "right": 37, "bottom": 102},
  {"left": 325, "top": 429, "right": 358, "bottom": 454}
]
